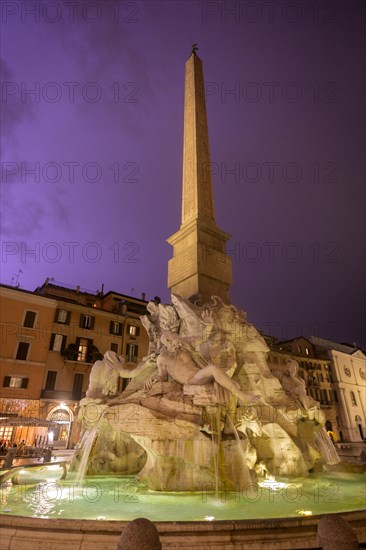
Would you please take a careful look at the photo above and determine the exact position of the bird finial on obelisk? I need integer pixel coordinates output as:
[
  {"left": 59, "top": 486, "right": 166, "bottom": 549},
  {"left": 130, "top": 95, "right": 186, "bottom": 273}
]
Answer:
[{"left": 192, "top": 43, "right": 198, "bottom": 55}]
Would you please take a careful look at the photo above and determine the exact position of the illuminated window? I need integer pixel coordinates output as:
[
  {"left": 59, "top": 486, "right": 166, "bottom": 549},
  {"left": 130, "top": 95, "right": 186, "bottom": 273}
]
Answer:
[
  {"left": 305, "top": 347, "right": 309, "bottom": 355},
  {"left": 127, "top": 324, "right": 140, "bottom": 336},
  {"left": 78, "top": 338, "right": 88, "bottom": 362},
  {"left": 0, "top": 427, "right": 13, "bottom": 442}
]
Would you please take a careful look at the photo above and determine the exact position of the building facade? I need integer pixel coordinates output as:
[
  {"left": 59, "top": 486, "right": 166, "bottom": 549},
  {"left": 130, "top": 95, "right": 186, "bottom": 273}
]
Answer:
[
  {"left": 310, "top": 337, "right": 366, "bottom": 452},
  {"left": 265, "top": 335, "right": 366, "bottom": 461},
  {"left": 0, "top": 280, "right": 149, "bottom": 449}
]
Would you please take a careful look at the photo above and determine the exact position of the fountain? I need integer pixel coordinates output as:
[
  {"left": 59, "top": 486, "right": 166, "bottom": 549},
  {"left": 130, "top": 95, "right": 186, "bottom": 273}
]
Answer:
[
  {"left": 1, "top": 50, "right": 365, "bottom": 549},
  {"left": 71, "top": 294, "right": 330, "bottom": 490}
]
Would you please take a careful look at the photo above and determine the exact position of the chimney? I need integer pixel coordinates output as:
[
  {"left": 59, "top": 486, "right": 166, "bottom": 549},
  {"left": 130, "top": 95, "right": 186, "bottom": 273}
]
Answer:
[{"left": 141, "top": 292, "right": 146, "bottom": 301}]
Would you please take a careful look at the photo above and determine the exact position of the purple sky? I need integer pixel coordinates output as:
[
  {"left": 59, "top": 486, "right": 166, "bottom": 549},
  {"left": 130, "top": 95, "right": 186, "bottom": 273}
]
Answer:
[{"left": 1, "top": 1, "right": 365, "bottom": 347}]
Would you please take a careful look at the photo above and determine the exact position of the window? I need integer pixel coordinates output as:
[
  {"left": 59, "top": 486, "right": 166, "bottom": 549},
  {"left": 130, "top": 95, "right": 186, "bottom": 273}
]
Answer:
[
  {"left": 77, "top": 338, "right": 89, "bottom": 362},
  {"left": 321, "top": 389, "right": 328, "bottom": 405},
  {"left": 56, "top": 309, "right": 71, "bottom": 324},
  {"left": 350, "top": 391, "right": 357, "bottom": 406},
  {"left": 0, "top": 426, "right": 13, "bottom": 442},
  {"left": 49, "top": 333, "right": 67, "bottom": 352},
  {"left": 110, "top": 321, "right": 122, "bottom": 336},
  {"left": 3, "top": 376, "right": 29, "bottom": 388},
  {"left": 333, "top": 390, "right": 339, "bottom": 403},
  {"left": 45, "top": 370, "right": 57, "bottom": 391},
  {"left": 75, "top": 337, "right": 93, "bottom": 362},
  {"left": 80, "top": 314, "right": 94, "bottom": 330},
  {"left": 318, "top": 373, "right": 324, "bottom": 383},
  {"left": 110, "top": 343, "right": 119, "bottom": 353},
  {"left": 23, "top": 310, "right": 36, "bottom": 328},
  {"left": 84, "top": 315, "right": 91, "bottom": 329},
  {"left": 126, "top": 343, "right": 138, "bottom": 363},
  {"left": 72, "top": 373, "right": 84, "bottom": 399},
  {"left": 128, "top": 324, "right": 140, "bottom": 336},
  {"left": 311, "top": 388, "right": 320, "bottom": 401},
  {"left": 16, "top": 342, "right": 30, "bottom": 361},
  {"left": 118, "top": 376, "right": 129, "bottom": 393},
  {"left": 305, "top": 347, "right": 309, "bottom": 356}
]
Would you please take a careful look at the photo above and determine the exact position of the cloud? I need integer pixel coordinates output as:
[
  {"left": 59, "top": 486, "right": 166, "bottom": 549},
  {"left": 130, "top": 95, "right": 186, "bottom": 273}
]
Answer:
[
  {"left": 0, "top": 184, "right": 71, "bottom": 239},
  {"left": 0, "top": 59, "right": 35, "bottom": 149}
]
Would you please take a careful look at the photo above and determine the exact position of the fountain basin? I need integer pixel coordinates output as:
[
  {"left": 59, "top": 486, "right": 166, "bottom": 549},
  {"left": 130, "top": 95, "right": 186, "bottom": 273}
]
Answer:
[
  {"left": 1, "top": 510, "right": 366, "bottom": 549},
  {"left": 1, "top": 470, "right": 365, "bottom": 548}
]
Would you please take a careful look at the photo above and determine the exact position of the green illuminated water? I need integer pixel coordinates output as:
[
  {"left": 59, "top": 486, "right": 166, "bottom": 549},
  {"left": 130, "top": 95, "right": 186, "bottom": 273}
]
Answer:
[{"left": 1, "top": 467, "right": 365, "bottom": 522}]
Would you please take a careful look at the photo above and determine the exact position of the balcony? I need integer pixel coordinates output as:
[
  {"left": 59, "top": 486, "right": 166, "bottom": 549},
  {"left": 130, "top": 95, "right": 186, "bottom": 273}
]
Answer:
[{"left": 320, "top": 400, "right": 334, "bottom": 408}]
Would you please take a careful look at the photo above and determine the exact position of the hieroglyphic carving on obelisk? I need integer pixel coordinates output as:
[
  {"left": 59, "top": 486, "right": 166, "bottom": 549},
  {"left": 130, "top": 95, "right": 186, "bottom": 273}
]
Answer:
[{"left": 167, "top": 50, "right": 232, "bottom": 303}]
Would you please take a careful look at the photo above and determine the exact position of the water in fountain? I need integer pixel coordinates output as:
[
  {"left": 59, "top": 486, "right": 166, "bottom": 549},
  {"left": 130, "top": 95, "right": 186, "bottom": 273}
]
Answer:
[
  {"left": 73, "top": 413, "right": 105, "bottom": 484},
  {"left": 316, "top": 427, "right": 340, "bottom": 465},
  {"left": 208, "top": 407, "right": 221, "bottom": 498},
  {"left": 226, "top": 414, "right": 252, "bottom": 487}
]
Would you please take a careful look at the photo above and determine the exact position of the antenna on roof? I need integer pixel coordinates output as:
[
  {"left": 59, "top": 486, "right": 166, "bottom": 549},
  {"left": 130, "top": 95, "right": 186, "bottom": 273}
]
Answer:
[{"left": 11, "top": 269, "right": 23, "bottom": 288}]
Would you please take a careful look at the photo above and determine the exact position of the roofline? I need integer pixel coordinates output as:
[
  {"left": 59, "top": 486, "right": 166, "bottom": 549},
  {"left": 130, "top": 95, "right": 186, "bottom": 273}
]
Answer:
[
  {"left": 36, "top": 282, "right": 147, "bottom": 303},
  {"left": 276, "top": 337, "right": 313, "bottom": 346}
]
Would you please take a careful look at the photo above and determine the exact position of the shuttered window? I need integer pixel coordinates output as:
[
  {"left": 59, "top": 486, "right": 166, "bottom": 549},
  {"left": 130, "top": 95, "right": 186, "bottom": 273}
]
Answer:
[
  {"left": 16, "top": 342, "right": 30, "bottom": 360},
  {"left": 3, "top": 376, "right": 29, "bottom": 389},
  {"left": 55, "top": 309, "right": 71, "bottom": 324},
  {"left": 49, "top": 333, "right": 67, "bottom": 352},
  {"left": 45, "top": 370, "right": 57, "bottom": 390},
  {"left": 80, "top": 315, "right": 95, "bottom": 330},
  {"left": 23, "top": 310, "right": 36, "bottom": 328}
]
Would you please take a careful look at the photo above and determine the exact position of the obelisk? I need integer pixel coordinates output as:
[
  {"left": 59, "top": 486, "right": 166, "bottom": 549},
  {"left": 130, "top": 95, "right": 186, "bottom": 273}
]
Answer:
[{"left": 167, "top": 50, "right": 232, "bottom": 303}]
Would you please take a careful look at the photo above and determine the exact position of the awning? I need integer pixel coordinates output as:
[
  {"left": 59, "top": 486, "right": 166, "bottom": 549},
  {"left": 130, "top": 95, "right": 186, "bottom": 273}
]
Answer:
[{"left": 0, "top": 416, "right": 58, "bottom": 428}]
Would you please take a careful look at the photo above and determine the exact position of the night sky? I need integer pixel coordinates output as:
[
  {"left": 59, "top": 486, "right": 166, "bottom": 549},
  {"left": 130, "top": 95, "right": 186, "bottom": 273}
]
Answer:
[{"left": 1, "top": 1, "right": 365, "bottom": 347}]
